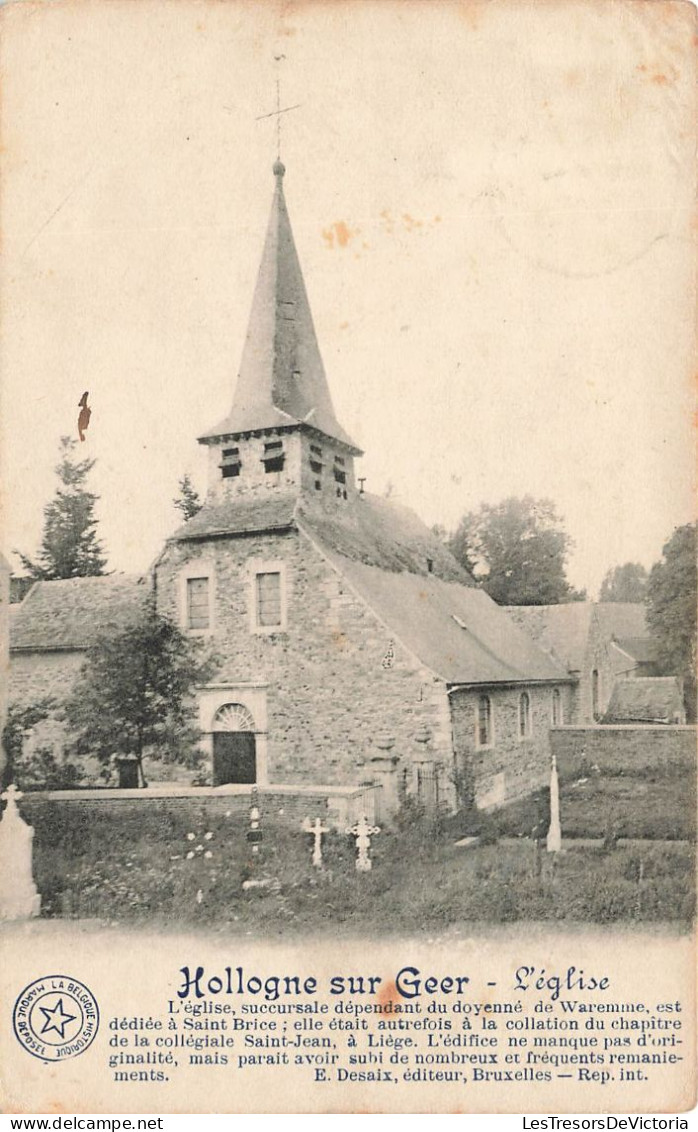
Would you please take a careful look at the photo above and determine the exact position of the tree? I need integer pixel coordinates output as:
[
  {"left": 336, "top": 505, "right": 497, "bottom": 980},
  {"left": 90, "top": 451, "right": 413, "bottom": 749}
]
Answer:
[
  {"left": 174, "top": 474, "right": 203, "bottom": 521},
  {"left": 448, "top": 496, "right": 586, "bottom": 606},
  {"left": 17, "top": 436, "right": 107, "bottom": 579},
  {"left": 646, "top": 523, "right": 697, "bottom": 721},
  {"left": 65, "top": 605, "right": 215, "bottom": 786},
  {"left": 1, "top": 698, "right": 79, "bottom": 790},
  {"left": 599, "top": 562, "right": 648, "bottom": 603}
]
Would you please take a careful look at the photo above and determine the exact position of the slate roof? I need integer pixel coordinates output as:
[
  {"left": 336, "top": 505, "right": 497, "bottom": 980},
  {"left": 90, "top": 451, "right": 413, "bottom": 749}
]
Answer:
[
  {"left": 9, "top": 575, "right": 149, "bottom": 651},
  {"left": 198, "top": 163, "right": 360, "bottom": 454},
  {"left": 298, "top": 497, "right": 568, "bottom": 685},
  {"left": 297, "top": 494, "right": 472, "bottom": 583},
  {"left": 504, "top": 602, "right": 593, "bottom": 673},
  {"left": 322, "top": 561, "right": 568, "bottom": 684},
  {"left": 604, "top": 677, "right": 684, "bottom": 724},
  {"left": 170, "top": 494, "right": 298, "bottom": 543},
  {"left": 170, "top": 491, "right": 472, "bottom": 583}
]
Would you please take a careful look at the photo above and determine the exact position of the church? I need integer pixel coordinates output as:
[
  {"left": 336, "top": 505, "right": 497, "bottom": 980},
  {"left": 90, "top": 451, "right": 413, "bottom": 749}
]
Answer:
[{"left": 149, "top": 159, "right": 571, "bottom": 815}]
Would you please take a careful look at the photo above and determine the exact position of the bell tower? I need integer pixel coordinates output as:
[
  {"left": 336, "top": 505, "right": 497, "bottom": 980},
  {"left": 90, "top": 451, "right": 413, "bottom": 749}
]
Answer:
[{"left": 198, "top": 162, "right": 362, "bottom": 507}]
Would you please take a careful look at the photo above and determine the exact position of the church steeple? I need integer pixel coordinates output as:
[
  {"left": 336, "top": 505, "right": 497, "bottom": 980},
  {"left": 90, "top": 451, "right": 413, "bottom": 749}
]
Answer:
[{"left": 199, "top": 162, "right": 360, "bottom": 455}]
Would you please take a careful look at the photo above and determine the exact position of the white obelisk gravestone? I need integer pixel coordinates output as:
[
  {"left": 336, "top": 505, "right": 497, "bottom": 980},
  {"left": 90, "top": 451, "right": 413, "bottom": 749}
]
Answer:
[
  {"left": 0, "top": 784, "right": 41, "bottom": 919},
  {"left": 546, "top": 754, "right": 562, "bottom": 853}
]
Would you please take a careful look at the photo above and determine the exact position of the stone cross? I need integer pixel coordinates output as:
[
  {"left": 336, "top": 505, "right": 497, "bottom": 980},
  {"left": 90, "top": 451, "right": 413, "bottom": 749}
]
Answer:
[
  {"left": 0, "top": 784, "right": 41, "bottom": 920},
  {"left": 347, "top": 814, "right": 381, "bottom": 872},
  {"left": 302, "top": 816, "right": 329, "bottom": 868},
  {"left": 546, "top": 754, "right": 562, "bottom": 853}
]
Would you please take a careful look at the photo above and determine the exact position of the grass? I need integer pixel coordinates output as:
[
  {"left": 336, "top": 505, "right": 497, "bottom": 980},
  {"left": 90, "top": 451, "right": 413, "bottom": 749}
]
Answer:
[
  {"left": 29, "top": 801, "right": 695, "bottom": 933},
  {"left": 474, "top": 770, "right": 697, "bottom": 843}
]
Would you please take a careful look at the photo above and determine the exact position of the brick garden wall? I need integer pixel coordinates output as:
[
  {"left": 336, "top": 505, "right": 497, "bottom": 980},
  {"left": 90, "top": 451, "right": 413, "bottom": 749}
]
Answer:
[
  {"left": 21, "top": 783, "right": 381, "bottom": 832},
  {"left": 550, "top": 725, "right": 696, "bottom": 778}
]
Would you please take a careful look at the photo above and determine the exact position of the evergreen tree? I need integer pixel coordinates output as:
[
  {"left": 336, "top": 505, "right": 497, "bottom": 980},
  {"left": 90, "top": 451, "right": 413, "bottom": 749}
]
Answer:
[
  {"left": 173, "top": 473, "right": 203, "bottom": 521},
  {"left": 17, "top": 436, "right": 107, "bottom": 579}
]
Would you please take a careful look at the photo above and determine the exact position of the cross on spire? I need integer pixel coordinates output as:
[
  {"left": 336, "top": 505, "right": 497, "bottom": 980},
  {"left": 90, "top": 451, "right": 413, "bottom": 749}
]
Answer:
[{"left": 255, "top": 55, "right": 301, "bottom": 162}]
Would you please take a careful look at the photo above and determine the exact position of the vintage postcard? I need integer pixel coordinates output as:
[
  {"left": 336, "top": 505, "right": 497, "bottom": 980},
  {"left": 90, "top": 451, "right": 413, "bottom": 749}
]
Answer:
[{"left": 0, "top": 0, "right": 695, "bottom": 1116}]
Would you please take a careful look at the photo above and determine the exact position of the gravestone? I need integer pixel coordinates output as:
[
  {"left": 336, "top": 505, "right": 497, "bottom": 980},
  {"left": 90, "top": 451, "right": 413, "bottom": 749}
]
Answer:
[
  {"left": 0, "top": 784, "right": 41, "bottom": 920},
  {"left": 347, "top": 814, "right": 381, "bottom": 872},
  {"left": 546, "top": 754, "right": 562, "bottom": 853},
  {"left": 302, "top": 816, "right": 329, "bottom": 868}
]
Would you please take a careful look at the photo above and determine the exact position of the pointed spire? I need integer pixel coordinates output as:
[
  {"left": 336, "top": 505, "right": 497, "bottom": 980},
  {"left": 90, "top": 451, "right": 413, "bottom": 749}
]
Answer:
[{"left": 199, "top": 164, "right": 361, "bottom": 453}]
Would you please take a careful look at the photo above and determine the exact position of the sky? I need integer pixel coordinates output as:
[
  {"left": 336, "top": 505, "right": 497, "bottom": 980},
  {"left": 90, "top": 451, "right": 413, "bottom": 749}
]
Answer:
[{"left": 1, "top": 0, "right": 695, "bottom": 598}]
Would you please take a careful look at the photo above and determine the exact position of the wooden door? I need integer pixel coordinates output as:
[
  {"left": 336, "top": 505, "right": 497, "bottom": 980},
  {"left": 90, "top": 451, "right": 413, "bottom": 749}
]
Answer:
[{"left": 213, "top": 732, "right": 256, "bottom": 785}]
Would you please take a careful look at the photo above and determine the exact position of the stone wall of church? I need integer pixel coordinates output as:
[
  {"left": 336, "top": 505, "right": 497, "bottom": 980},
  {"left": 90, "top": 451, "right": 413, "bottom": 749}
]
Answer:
[
  {"left": 9, "top": 651, "right": 86, "bottom": 706},
  {"left": 155, "top": 529, "right": 454, "bottom": 807},
  {"left": 450, "top": 684, "right": 562, "bottom": 809}
]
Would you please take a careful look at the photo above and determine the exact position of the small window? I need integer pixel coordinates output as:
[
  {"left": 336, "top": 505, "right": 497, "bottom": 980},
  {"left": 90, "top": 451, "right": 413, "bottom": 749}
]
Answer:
[
  {"left": 255, "top": 572, "right": 282, "bottom": 628},
  {"left": 476, "top": 695, "right": 493, "bottom": 748},
  {"left": 518, "top": 692, "right": 532, "bottom": 739},
  {"left": 187, "top": 577, "right": 209, "bottom": 630},
  {"left": 333, "top": 454, "right": 347, "bottom": 484},
  {"left": 262, "top": 439, "right": 285, "bottom": 474},
  {"left": 551, "top": 688, "right": 563, "bottom": 726},
  {"left": 220, "top": 447, "right": 241, "bottom": 479}
]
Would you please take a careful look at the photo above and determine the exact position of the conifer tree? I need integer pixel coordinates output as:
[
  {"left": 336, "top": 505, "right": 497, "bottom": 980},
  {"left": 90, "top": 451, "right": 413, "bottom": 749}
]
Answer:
[
  {"left": 173, "top": 473, "right": 203, "bottom": 521},
  {"left": 17, "top": 436, "right": 107, "bottom": 579}
]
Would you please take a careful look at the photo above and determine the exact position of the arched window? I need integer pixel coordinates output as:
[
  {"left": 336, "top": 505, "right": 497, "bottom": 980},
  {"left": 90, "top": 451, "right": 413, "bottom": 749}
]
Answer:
[
  {"left": 551, "top": 688, "right": 563, "bottom": 726},
  {"left": 213, "top": 703, "right": 256, "bottom": 732},
  {"left": 476, "top": 695, "right": 493, "bottom": 748},
  {"left": 518, "top": 692, "right": 532, "bottom": 739}
]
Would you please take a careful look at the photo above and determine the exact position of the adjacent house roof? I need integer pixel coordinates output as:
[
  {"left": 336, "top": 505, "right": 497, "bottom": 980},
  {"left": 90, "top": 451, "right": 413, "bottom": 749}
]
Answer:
[
  {"left": 9, "top": 575, "right": 148, "bottom": 652},
  {"left": 198, "top": 162, "right": 360, "bottom": 454},
  {"left": 594, "top": 602, "right": 648, "bottom": 643},
  {"left": 504, "top": 601, "right": 653, "bottom": 675},
  {"left": 612, "top": 636, "right": 656, "bottom": 665},
  {"left": 604, "top": 677, "right": 684, "bottom": 724}
]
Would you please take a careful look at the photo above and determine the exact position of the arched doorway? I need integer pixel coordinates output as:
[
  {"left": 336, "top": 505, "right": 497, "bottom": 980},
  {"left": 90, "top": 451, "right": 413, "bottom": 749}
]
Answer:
[{"left": 212, "top": 703, "right": 256, "bottom": 785}]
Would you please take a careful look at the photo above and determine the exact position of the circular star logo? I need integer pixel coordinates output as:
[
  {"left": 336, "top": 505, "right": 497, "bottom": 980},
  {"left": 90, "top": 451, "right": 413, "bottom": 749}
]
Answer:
[{"left": 13, "top": 976, "right": 99, "bottom": 1062}]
